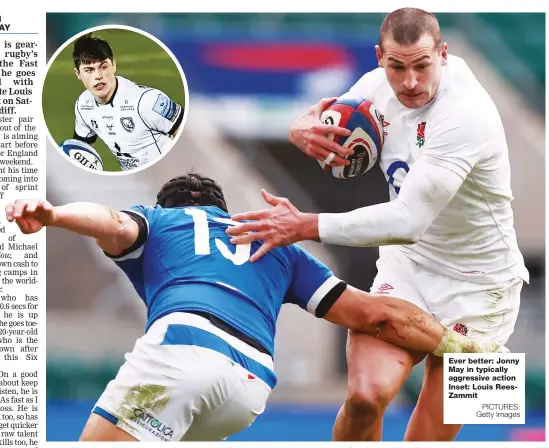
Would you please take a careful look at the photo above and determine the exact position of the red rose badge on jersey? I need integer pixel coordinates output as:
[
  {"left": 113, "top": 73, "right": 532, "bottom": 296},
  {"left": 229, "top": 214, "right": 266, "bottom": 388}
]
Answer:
[{"left": 416, "top": 121, "right": 426, "bottom": 148}]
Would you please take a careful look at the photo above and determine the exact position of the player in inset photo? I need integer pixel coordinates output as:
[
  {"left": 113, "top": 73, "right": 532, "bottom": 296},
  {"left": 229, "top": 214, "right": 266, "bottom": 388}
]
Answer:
[
  {"left": 43, "top": 27, "right": 187, "bottom": 173},
  {"left": 72, "top": 33, "right": 184, "bottom": 171}
]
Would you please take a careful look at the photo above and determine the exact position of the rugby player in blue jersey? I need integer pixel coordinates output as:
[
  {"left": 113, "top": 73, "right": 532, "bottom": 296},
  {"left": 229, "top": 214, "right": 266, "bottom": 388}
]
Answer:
[{"left": 6, "top": 174, "right": 507, "bottom": 442}]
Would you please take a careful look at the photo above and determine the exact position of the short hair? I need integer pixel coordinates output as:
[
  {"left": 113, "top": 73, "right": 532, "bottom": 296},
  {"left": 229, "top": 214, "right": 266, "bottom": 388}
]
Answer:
[
  {"left": 379, "top": 8, "right": 441, "bottom": 51},
  {"left": 156, "top": 173, "right": 228, "bottom": 212},
  {"left": 73, "top": 33, "right": 114, "bottom": 69}
]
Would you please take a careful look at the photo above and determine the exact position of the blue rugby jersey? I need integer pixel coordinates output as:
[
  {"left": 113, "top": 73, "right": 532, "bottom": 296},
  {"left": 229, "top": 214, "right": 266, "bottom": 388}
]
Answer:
[{"left": 107, "top": 205, "right": 344, "bottom": 356}]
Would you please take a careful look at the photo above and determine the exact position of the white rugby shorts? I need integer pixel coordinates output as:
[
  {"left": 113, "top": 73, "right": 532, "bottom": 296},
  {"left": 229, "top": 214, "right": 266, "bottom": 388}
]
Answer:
[
  {"left": 92, "top": 312, "right": 273, "bottom": 441},
  {"left": 370, "top": 248, "right": 522, "bottom": 344}
]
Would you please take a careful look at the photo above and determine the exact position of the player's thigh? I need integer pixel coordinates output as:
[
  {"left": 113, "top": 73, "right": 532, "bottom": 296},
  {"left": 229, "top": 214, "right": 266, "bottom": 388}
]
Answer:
[
  {"left": 182, "top": 362, "right": 271, "bottom": 441},
  {"left": 426, "top": 277, "right": 523, "bottom": 344},
  {"left": 80, "top": 413, "right": 138, "bottom": 442},
  {"left": 346, "top": 330, "right": 425, "bottom": 405},
  {"left": 346, "top": 250, "right": 429, "bottom": 401}
]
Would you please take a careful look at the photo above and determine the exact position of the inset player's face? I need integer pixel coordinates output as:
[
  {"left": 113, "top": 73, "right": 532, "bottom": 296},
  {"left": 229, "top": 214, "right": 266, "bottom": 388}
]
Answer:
[
  {"left": 377, "top": 34, "right": 447, "bottom": 109},
  {"left": 74, "top": 58, "right": 117, "bottom": 104}
]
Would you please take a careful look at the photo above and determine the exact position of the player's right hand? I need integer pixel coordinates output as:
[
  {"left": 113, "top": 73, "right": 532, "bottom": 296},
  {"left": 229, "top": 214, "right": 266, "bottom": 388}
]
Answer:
[
  {"left": 5, "top": 199, "right": 56, "bottom": 234},
  {"left": 288, "top": 97, "right": 353, "bottom": 166}
]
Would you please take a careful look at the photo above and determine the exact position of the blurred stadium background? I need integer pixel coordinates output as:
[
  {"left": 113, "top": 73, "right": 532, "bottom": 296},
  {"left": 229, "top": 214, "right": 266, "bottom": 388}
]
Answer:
[{"left": 45, "top": 13, "right": 545, "bottom": 442}]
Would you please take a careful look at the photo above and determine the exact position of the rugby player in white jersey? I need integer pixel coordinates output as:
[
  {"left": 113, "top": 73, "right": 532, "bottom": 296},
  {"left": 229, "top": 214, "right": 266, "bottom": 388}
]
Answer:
[
  {"left": 227, "top": 8, "right": 529, "bottom": 442},
  {"left": 72, "top": 34, "right": 184, "bottom": 171}
]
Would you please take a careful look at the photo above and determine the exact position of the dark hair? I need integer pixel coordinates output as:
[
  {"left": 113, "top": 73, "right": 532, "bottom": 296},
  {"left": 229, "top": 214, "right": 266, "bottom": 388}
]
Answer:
[
  {"left": 379, "top": 8, "right": 441, "bottom": 51},
  {"left": 73, "top": 33, "right": 114, "bottom": 69},
  {"left": 156, "top": 173, "right": 228, "bottom": 212}
]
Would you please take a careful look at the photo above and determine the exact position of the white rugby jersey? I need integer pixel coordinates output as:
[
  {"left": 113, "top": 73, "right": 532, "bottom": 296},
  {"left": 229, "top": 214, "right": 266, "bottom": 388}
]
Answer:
[
  {"left": 319, "top": 55, "right": 529, "bottom": 284},
  {"left": 74, "top": 76, "right": 184, "bottom": 171}
]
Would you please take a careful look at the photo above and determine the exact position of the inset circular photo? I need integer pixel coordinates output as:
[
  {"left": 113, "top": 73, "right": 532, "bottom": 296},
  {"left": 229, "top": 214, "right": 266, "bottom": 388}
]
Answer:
[{"left": 43, "top": 25, "right": 188, "bottom": 174}]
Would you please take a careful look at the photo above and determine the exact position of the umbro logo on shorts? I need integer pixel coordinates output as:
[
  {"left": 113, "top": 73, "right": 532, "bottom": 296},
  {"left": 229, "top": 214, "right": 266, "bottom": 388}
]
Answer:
[{"left": 374, "top": 283, "right": 394, "bottom": 294}]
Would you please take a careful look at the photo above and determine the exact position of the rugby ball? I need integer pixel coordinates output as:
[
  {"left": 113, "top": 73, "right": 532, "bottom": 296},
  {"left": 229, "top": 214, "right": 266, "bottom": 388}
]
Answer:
[
  {"left": 318, "top": 97, "right": 384, "bottom": 179},
  {"left": 60, "top": 139, "right": 104, "bottom": 171}
]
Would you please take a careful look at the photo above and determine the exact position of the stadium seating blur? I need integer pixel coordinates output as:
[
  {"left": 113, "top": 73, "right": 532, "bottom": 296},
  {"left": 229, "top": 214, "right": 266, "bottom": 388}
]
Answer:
[{"left": 45, "top": 12, "right": 545, "bottom": 442}]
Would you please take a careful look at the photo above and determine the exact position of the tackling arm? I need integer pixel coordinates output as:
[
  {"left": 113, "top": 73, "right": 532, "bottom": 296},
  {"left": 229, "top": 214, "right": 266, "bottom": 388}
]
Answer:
[
  {"left": 53, "top": 203, "right": 140, "bottom": 255},
  {"left": 323, "top": 285, "right": 507, "bottom": 355},
  {"left": 5, "top": 199, "right": 140, "bottom": 256}
]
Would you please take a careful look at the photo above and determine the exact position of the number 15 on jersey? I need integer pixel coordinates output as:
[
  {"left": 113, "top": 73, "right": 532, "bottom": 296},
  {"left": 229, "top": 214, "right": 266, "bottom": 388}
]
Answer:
[{"left": 185, "top": 208, "right": 251, "bottom": 266}]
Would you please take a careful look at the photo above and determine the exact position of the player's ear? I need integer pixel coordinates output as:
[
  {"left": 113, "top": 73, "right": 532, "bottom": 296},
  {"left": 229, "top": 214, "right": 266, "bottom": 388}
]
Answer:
[
  {"left": 375, "top": 45, "right": 383, "bottom": 67},
  {"left": 74, "top": 68, "right": 82, "bottom": 81},
  {"left": 111, "top": 59, "right": 117, "bottom": 74},
  {"left": 441, "top": 42, "right": 448, "bottom": 66}
]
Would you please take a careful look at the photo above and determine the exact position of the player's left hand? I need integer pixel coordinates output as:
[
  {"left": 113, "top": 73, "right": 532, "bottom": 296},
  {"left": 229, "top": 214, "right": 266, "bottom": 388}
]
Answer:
[
  {"left": 5, "top": 199, "right": 56, "bottom": 234},
  {"left": 226, "top": 190, "right": 319, "bottom": 262}
]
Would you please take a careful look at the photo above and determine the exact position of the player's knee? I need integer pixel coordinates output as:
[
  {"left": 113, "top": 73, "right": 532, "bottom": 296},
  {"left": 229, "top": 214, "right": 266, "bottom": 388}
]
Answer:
[{"left": 345, "top": 383, "right": 393, "bottom": 422}]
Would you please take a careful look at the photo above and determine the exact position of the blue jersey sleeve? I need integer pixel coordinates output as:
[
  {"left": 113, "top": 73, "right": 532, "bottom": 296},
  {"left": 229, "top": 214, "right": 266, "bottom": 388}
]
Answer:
[
  {"left": 284, "top": 244, "right": 346, "bottom": 318},
  {"left": 107, "top": 205, "right": 151, "bottom": 261},
  {"left": 104, "top": 205, "right": 152, "bottom": 301}
]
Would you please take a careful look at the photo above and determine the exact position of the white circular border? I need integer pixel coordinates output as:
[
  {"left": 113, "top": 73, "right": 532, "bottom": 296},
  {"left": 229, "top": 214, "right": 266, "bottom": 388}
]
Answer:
[{"left": 43, "top": 23, "right": 190, "bottom": 176}]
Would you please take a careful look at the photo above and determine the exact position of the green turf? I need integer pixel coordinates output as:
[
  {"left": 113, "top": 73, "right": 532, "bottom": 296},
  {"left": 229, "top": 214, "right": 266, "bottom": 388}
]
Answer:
[{"left": 43, "top": 28, "right": 186, "bottom": 172}]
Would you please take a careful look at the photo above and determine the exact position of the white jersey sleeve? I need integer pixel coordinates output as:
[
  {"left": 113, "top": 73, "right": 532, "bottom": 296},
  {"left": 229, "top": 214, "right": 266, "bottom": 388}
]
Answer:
[
  {"left": 74, "top": 99, "right": 97, "bottom": 141},
  {"left": 318, "top": 103, "right": 489, "bottom": 247},
  {"left": 137, "top": 89, "right": 182, "bottom": 136}
]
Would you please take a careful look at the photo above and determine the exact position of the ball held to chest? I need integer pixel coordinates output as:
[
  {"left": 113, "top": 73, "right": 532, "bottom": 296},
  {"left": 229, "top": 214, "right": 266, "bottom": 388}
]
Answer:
[{"left": 319, "top": 97, "right": 385, "bottom": 179}]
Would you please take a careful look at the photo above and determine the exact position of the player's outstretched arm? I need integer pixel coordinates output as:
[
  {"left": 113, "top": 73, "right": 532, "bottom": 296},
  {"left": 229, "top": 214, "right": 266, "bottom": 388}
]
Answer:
[
  {"left": 228, "top": 156, "right": 466, "bottom": 261},
  {"left": 5, "top": 199, "right": 139, "bottom": 256},
  {"left": 323, "top": 284, "right": 507, "bottom": 355},
  {"left": 229, "top": 106, "right": 486, "bottom": 260}
]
